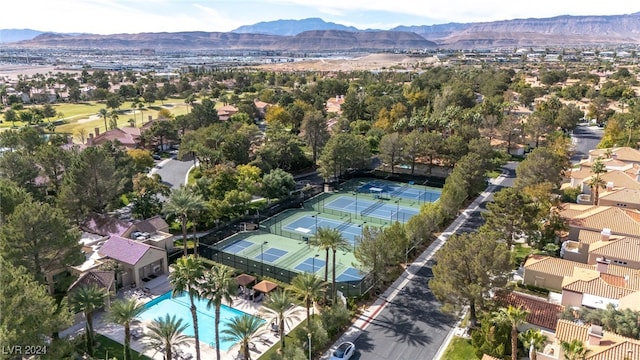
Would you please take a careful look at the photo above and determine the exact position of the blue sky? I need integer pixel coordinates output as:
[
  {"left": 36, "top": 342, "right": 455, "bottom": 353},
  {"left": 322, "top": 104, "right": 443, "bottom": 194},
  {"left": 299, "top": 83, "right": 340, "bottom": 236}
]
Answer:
[{"left": 5, "top": 0, "right": 640, "bottom": 34}]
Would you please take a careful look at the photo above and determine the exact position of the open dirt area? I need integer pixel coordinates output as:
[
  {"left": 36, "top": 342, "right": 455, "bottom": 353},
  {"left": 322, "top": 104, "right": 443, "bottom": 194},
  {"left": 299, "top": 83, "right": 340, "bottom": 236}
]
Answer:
[{"left": 254, "top": 53, "right": 437, "bottom": 72}]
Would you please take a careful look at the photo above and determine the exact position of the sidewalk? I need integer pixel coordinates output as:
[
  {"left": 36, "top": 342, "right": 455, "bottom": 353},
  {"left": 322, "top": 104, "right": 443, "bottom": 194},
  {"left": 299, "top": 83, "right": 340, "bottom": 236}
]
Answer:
[{"left": 321, "top": 168, "right": 511, "bottom": 359}]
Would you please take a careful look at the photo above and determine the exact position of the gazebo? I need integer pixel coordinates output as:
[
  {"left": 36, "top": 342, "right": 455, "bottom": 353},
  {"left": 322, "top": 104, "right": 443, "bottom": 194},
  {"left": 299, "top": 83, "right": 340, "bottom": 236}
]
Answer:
[
  {"left": 253, "top": 279, "right": 278, "bottom": 294},
  {"left": 235, "top": 273, "right": 256, "bottom": 287}
]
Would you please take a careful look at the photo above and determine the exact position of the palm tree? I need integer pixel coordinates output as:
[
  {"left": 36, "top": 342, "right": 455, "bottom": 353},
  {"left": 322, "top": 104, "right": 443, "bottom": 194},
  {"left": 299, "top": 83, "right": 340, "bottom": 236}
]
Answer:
[
  {"left": 185, "top": 94, "right": 195, "bottom": 113},
  {"left": 169, "top": 255, "right": 205, "bottom": 360},
  {"left": 587, "top": 158, "right": 607, "bottom": 205},
  {"left": 200, "top": 263, "right": 236, "bottom": 360},
  {"left": 98, "top": 108, "right": 109, "bottom": 133},
  {"left": 289, "top": 273, "right": 325, "bottom": 333},
  {"left": 492, "top": 305, "right": 529, "bottom": 360},
  {"left": 138, "top": 102, "right": 145, "bottom": 124},
  {"left": 261, "top": 289, "right": 301, "bottom": 349},
  {"left": 70, "top": 284, "right": 105, "bottom": 356},
  {"left": 518, "top": 328, "right": 547, "bottom": 360},
  {"left": 163, "top": 186, "right": 207, "bottom": 256},
  {"left": 108, "top": 297, "right": 145, "bottom": 360},
  {"left": 145, "top": 314, "right": 193, "bottom": 360},
  {"left": 312, "top": 228, "right": 352, "bottom": 303},
  {"left": 221, "top": 315, "right": 264, "bottom": 360},
  {"left": 561, "top": 339, "right": 591, "bottom": 360},
  {"left": 109, "top": 110, "right": 119, "bottom": 130},
  {"left": 310, "top": 227, "right": 339, "bottom": 301}
]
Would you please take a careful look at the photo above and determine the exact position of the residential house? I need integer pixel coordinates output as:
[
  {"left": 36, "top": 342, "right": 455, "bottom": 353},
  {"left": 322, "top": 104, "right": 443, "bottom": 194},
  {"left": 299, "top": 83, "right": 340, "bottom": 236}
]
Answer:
[
  {"left": 325, "top": 95, "right": 345, "bottom": 115},
  {"left": 87, "top": 126, "right": 141, "bottom": 149},
  {"left": 588, "top": 147, "right": 640, "bottom": 166},
  {"left": 560, "top": 228, "right": 640, "bottom": 268},
  {"left": 67, "top": 270, "right": 115, "bottom": 306},
  {"left": 217, "top": 105, "right": 239, "bottom": 121},
  {"left": 557, "top": 204, "right": 640, "bottom": 239},
  {"left": 121, "top": 215, "right": 174, "bottom": 251},
  {"left": 566, "top": 163, "right": 640, "bottom": 196},
  {"left": 254, "top": 99, "right": 271, "bottom": 119},
  {"left": 97, "top": 235, "right": 168, "bottom": 289},
  {"left": 537, "top": 319, "right": 640, "bottom": 360},
  {"left": 523, "top": 255, "right": 640, "bottom": 311},
  {"left": 493, "top": 290, "right": 564, "bottom": 331}
]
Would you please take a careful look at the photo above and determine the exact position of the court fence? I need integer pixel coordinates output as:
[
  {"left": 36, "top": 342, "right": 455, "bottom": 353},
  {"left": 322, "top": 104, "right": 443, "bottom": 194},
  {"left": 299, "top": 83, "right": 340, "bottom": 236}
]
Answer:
[{"left": 197, "top": 243, "right": 375, "bottom": 298}]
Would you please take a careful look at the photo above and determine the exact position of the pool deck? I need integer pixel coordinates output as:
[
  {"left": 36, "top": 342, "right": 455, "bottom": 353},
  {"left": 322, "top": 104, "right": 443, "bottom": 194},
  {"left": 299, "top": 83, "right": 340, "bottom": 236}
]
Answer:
[{"left": 61, "top": 273, "right": 305, "bottom": 360}]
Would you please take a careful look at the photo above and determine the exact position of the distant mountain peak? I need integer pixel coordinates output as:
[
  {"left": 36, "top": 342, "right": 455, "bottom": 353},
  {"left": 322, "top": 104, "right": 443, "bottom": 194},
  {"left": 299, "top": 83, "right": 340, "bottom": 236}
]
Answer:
[{"left": 231, "top": 17, "right": 360, "bottom": 36}]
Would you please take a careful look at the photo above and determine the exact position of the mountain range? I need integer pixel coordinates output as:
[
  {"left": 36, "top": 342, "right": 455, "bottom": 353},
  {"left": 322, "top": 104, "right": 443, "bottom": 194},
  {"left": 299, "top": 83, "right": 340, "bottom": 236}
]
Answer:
[{"left": 3, "top": 13, "right": 640, "bottom": 50}]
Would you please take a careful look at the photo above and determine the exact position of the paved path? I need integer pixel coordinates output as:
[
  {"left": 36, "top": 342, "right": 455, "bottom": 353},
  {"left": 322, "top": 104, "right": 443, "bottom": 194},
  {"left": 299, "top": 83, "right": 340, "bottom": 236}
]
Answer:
[
  {"left": 150, "top": 156, "right": 194, "bottom": 189},
  {"left": 321, "top": 164, "right": 516, "bottom": 360}
]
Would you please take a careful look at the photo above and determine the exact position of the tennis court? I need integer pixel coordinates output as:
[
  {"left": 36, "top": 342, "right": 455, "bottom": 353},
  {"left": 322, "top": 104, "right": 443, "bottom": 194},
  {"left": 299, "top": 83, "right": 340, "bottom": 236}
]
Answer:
[
  {"left": 324, "top": 196, "right": 419, "bottom": 223},
  {"left": 221, "top": 239, "right": 253, "bottom": 254},
  {"left": 294, "top": 256, "right": 326, "bottom": 274},
  {"left": 336, "top": 267, "right": 365, "bottom": 282},
  {"left": 358, "top": 180, "right": 441, "bottom": 202},
  {"left": 254, "top": 248, "right": 288, "bottom": 263},
  {"left": 282, "top": 215, "right": 363, "bottom": 245}
]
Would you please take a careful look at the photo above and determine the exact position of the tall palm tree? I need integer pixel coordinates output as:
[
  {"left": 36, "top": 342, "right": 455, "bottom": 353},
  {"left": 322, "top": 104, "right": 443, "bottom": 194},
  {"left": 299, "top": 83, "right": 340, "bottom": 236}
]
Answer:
[
  {"left": 70, "top": 284, "right": 105, "bottom": 356},
  {"left": 169, "top": 255, "right": 205, "bottom": 360},
  {"left": 561, "top": 339, "right": 591, "bottom": 360},
  {"left": 108, "top": 297, "right": 145, "bottom": 360},
  {"left": 221, "top": 315, "right": 264, "bottom": 360},
  {"left": 587, "top": 158, "right": 607, "bottom": 205},
  {"left": 138, "top": 102, "right": 145, "bottom": 124},
  {"left": 310, "top": 227, "right": 338, "bottom": 300},
  {"left": 145, "top": 314, "right": 193, "bottom": 360},
  {"left": 518, "top": 328, "right": 548, "bottom": 360},
  {"left": 312, "top": 227, "right": 351, "bottom": 303},
  {"left": 261, "top": 289, "right": 301, "bottom": 349},
  {"left": 289, "top": 273, "right": 325, "bottom": 333},
  {"left": 185, "top": 94, "right": 196, "bottom": 113},
  {"left": 98, "top": 108, "right": 109, "bottom": 134},
  {"left": 492, "top": 305, "right": 529, "bottom": 360},
  {"left": 163, "top": 186, "right": 207, "bottom": 256},
  {"left": 200, "top": 263, "right": 236, "bottom": 360}
]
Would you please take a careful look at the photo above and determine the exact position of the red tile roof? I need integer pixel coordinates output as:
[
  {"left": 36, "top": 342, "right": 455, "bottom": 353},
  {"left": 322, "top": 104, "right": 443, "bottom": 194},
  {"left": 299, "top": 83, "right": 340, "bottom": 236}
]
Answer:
[{"left": 494, "top": 290, "right": 563, "bottom": 330}]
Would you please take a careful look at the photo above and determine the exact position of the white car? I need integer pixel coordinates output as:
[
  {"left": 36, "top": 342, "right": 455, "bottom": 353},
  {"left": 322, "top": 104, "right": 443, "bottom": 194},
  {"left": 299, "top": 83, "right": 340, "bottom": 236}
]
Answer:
[{"left": 330, "top": 342, "right": 355, "bottom": 360}]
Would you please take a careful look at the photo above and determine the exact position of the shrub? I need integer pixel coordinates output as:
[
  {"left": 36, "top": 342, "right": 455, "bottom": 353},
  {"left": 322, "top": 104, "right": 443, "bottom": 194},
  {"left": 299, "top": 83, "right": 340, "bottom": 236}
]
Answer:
[{"left": 320, "top": 301, "right": 352, "bottom": 338}]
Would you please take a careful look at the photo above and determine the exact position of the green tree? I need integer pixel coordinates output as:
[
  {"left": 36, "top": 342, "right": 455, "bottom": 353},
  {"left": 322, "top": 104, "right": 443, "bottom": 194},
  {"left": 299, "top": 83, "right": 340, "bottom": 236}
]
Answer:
[
  {"left": 471, "top": 312, "right": 510, "bottom": 359},
  {"left": 481, "top": 187, "right": 538, "bottom": 249},
  {"left": 131, "top": 173, "right": 170, "bottom": 220},
  {"left": 261, "top": 289, "right": 302, "bottom": 349},
  {"left": 560, "top": 339, "right": 590, "bottom": 360},
  {"left": 261, "top": 168, "right": 295, "bottom": 203},
  {"left": 379, "top": 132, "right": 403, "bottom": 174},
  {"left": 492, "top": 305, "right": 529, "bottom": 360},
  {"left": 221, "top": 315, "right": 264, "bottom": 360},
  {"left": 0, "top": 178, "right": 29, "bottom": 224},
  {"left": 519, "top": 328, "right": 547, "bottom": 360},
  {"left": 429, "top": 232, "right": 511, "bottom": 327},
  {"left": 318, "top": 132, "right": 371, "bottom": 181},
  {"left": 98, "top": 108, "right": 109, "bottom": 133},
  {"left": 587, "top": 158, "right": 607, "bottom": 205},
  {"left": 353, "top": 225, "right": 386, "bottom": 290},
  {"left": 0, "top": 199, "right": 82, "bottom": 286},
  {"left": 145, "top": 314, "right": 193, "bottom": 360},
  {"left": 290, "top": 273, "right": 325, "bottom": 333},
  {"left": 107, "top": 297, "right": 145, "bottom": 360},
  {"left": 515, "top": 146, "right": 568, "bottom": 190},
  {"left": 163, "top": 186, "right": 207, "bottom": 256},
  {"left": 300, "top": 110, "right": 329, "bottom": 164},
  {"left": 0, "top": 259, "right": 72, "bottom": 353},
  {"left": 200, "top": 263, "right": 236, "bottom": 360},
  {"left": 70, "top": 285, "right": 105, "bottom": 356},
  {"left": 169, "top": 255, "right": 205, "bottom": 360}
]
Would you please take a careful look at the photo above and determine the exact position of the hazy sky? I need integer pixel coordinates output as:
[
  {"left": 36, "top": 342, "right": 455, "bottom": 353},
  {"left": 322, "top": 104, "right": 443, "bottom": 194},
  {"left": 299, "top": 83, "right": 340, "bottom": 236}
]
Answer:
[{"left": 5, "top": 0, "right": 640, "bottom": 34}]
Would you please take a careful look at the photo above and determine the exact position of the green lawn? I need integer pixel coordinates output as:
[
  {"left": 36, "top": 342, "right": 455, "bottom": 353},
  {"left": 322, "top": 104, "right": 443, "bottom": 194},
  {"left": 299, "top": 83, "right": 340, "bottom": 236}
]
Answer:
[
  {"left": 89, "top": 334, "right": 152, "bottom": 360},
  {"left": 441, "top": 337, "right": 479, "bottom": 360}
]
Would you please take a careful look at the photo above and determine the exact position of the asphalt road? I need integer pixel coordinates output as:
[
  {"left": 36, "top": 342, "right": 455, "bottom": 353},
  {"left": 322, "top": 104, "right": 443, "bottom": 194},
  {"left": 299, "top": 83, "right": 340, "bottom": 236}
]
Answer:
[
  {"left": 149, "top": 156, "right": 194, "bottom": 189},
  {"left": 338, "top": 162, "right": 517, "bottom": 360},
  {"left": 570, "top": 124, "right": 604, "bottom": 164}
]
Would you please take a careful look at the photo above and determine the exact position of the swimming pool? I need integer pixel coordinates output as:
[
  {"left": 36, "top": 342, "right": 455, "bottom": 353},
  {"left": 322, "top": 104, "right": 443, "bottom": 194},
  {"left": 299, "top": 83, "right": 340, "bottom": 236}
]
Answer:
[{"left": 139, "top": 291, "right": 265, "bottom": 351}]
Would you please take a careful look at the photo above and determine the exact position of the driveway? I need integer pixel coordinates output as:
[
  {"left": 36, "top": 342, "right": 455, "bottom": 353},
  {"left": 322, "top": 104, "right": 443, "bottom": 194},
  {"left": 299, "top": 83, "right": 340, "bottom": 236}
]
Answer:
[
  {"left": 570, "top": 124, "right": 604, "bottom": 164},
  {"left": 149, "top": 156, "right": 195, "bottom": 189},
  {"left": 322, "top": 163, "right": 517, "bottom": 360}
]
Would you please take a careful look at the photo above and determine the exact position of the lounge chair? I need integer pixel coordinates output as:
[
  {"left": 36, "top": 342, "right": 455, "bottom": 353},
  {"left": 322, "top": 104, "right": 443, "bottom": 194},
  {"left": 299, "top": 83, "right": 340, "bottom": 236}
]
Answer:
[{"left": 259, "top": 335, "right": 273, "bottom": 345}]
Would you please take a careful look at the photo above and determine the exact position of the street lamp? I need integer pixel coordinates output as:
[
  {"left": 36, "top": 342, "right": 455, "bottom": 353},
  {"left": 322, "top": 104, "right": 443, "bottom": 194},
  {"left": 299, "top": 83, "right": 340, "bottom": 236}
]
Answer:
[
  {"left": 312, "top": 254, "right": 319, "bottom": 273},
  {"left": 260, "top": 241, "right": 268, "bottom": 276},
  {"left": 352, "top": 191, "right": 358, "bottom": 219},
  {"left": 308, "top": 332, "right": 312, "bottom": 360}
]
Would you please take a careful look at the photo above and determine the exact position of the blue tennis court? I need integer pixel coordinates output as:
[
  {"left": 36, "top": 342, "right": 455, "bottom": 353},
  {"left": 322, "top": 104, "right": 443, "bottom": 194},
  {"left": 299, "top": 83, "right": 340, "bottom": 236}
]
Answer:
[
  {"left": 336, "top": 267, "right": 364, "bottom": 282},
  {"left": 282, "top": 215, "right": 363, "bottom": 244},
  {"left": 294, "top": 257, "right": 326, "bottom": 273},
  {"left": 254, "top": 248, "right": 288, "bottom": 263},
  {"left": 324, "top": 196, "right": 419, "bottom": 223},
  {"left": 357, "top": 181, "right": 440, "bottom": 202},
  {"left": 221, "top": 239, "right": 253, "bottom": 254}
]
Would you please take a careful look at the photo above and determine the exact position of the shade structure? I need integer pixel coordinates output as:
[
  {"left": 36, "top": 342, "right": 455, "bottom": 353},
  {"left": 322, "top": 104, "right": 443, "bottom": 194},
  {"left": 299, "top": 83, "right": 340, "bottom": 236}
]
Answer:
[
  {"left": 235, "top": 273, "right": 256, "bottom": 287},
  {"left": 253, "top": 280, "right": 278, "bottom": 294}
]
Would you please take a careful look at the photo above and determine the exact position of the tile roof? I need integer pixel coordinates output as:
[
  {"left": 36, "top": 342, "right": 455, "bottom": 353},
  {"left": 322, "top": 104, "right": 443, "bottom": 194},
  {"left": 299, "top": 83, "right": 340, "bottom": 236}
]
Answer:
[
  {"left": 590, "top": 238, "right": 640, "bottom": 265},
  {"left": 131, "top": 215, "right": 169, "bottom": 234},
  {"left": 563, "top": 277, "right": 635, "bottom": 299},
  {"left": 68, "top": 270, "right": 114, "bottom": 292},
  {"left": 590, "top": 147, "right": 640, "bottom": 164},
  {"left": 597, "top": 171, "right": 640, "bottom": 190},
  {"left": 481, "top": 355, "right": 501, "bottom": 360},
  {"left": 563, "top": 206, "right": 640, "bottom": 237},
  {"left": 494, "top": 290, "right": 563, "bottom": 330},
  {"left": 81, "top": 213, "right": 132, "bottom": 237},
  {"left": 524, "top": 255, "right": 592, "bottom": 276},
  {"left": 98, "top": 235, "right": 152, "bottom": 266},
  {"left": 555, "top": 319, "right": 589, "bottom": 343},
  {"left": 598, "top": 188, "right": 640, "bottom": 203},
  {"left": 92, "top": 128, "right": 139, "bottom": 147},
  {"left": 555, "top": 319, "right": 640, "bottom": 360},
  {"left": 588, "top": 341, "right": 640, "bottom": 360}
]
